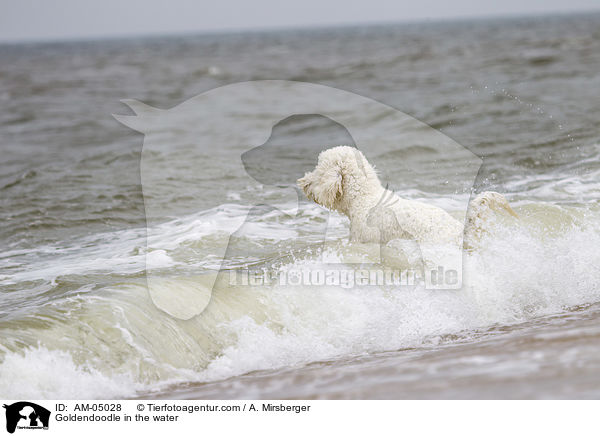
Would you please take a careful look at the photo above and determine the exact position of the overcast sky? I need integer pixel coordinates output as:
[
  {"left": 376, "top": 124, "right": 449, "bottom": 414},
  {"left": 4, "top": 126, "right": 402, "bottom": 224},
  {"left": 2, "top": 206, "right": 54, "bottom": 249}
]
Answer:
[{"left": 1, "top": 0, "right": 599, "bottom": 42}]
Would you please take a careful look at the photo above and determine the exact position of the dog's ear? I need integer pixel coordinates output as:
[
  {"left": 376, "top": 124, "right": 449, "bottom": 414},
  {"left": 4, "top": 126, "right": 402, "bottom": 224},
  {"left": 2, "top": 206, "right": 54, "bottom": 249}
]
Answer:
[
  {"left": 297, "top": 166, "right": 343, "bottom": 210},
  {"left": 316, "top": 166, "right": 343, "bottom": 210}
]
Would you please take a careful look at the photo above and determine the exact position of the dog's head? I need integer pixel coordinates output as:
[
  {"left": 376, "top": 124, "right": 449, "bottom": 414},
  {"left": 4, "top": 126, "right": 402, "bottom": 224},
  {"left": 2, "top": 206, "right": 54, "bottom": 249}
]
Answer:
[{"left": 297, "top": 146, "right": 380, "bottom": 213}]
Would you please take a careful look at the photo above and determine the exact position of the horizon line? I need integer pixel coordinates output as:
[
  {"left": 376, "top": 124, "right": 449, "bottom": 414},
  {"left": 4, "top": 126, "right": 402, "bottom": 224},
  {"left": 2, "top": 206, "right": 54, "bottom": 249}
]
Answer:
[{"left": 1, "top": 8, "right": 599, "bottom": 46}]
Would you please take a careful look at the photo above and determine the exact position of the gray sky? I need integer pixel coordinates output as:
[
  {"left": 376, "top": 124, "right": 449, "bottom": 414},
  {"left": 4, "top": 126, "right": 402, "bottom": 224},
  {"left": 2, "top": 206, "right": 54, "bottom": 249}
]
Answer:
[{"left": 1, "top": 0, "right": 599, "bottom": 42}]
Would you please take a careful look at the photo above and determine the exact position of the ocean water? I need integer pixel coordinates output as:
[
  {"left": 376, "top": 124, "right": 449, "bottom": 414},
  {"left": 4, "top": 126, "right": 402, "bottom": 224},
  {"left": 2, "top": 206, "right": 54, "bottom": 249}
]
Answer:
[{"left": 1, "top": 12, "right": 600, "bottom": 399}]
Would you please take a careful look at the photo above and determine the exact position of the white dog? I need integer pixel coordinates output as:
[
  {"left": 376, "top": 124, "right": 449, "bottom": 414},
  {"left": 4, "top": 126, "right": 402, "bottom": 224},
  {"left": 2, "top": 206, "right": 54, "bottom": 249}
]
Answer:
[{"left": 297, "top": 146, "right": 517, "bottom": 249}]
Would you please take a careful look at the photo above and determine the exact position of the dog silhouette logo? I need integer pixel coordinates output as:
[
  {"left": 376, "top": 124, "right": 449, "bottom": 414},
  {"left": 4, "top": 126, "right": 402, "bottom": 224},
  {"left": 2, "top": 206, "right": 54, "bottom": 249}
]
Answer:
[
  {"left": 115, "top": 80, "right": 482, "bottom": 318},
  {"left": 3, "top": 402, "right": 50, "bottom": 434}
]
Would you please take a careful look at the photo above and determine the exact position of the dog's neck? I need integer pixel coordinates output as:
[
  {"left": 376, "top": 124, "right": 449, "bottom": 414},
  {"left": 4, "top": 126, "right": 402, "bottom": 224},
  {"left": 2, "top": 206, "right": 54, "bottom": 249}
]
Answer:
[{"left": 337, "top": 181, "right": 386, "bottom": 219}]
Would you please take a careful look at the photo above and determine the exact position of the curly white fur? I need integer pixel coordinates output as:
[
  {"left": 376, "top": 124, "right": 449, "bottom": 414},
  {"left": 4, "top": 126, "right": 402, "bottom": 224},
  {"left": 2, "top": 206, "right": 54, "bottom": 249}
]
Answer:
[{"left": 298, "top": 146, "right": 517, "bottom": 248}]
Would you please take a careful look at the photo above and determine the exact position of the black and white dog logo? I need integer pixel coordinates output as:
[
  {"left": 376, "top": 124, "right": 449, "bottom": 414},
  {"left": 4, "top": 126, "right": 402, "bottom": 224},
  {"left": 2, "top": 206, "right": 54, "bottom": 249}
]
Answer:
[{"left": 3, "top": 402, "right": 50, "bottom": 434}]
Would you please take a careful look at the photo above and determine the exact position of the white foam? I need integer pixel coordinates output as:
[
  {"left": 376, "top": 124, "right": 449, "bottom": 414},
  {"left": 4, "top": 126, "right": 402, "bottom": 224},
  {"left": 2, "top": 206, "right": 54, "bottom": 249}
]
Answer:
[
  {"left": 2, "top": 199, "right": 600, "bottom": 398},
  {"left": 0, "top": 347, "right": 141, "bottom": 399}
]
